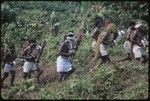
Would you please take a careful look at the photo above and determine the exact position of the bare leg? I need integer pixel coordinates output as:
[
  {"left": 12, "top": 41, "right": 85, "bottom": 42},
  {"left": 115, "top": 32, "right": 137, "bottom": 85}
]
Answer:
[
  {"left": 1, "top": 72, "right": 9, "bottom": 86},
  {"left": 106, "top": 55, "right": 110, "bottom": 63},
  {"left": 28, "top": 70, "right": 33, "bottom": 79},
  {"left": 59, "top": 72, "right": 66, "bottom": 82},
  {"left": 134, "top": 58, "right": 141, "bottom": 64},
  {"left": 10, "top": 70, "right": 15, "bottom": 86},
  {"left": 100, "top": 55, "right": 110, "bottom": 65},
  {"left": 23, "top": 72, "right": 28, "bottom": 80},
  {"left": 67, "top": 66, "right": 76, "bottom": 76},
  {"left": 59, "top": 73, "right": 63, "bottom": 82},
  {"left": 141, "top": 55, "right": 147, "bottom": 64}
]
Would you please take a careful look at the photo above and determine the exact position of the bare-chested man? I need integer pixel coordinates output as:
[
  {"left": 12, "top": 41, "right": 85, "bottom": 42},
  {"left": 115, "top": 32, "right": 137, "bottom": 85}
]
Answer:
[
  {"left": 130, "top": 23, "right": 148, "bottom": 64},
  {"left": 118, "top": 21, "right": 136, "bottom": 62},
  {"left": 19, "top": 39, "right": 43, "bottom": 83},
  {"left": 92, "top": 17, "right": 118, "bottom": 66},
  {"left": 1, "top": 45, "right": 17, "bottom": 86},
  {"left": 57, "top": 33, "right": 76, "bottom": 82}
]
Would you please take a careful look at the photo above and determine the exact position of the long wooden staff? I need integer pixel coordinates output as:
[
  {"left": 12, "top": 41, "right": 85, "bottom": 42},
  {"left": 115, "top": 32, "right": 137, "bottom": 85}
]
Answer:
[{"left": 36, "top": 41, "right": 46, "bottom": 63}]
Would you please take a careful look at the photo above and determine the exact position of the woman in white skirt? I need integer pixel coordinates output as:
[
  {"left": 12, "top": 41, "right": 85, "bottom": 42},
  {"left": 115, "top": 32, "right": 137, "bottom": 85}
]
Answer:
[{"left": 57, "top": 34, "right": 75, "bottom": 81}]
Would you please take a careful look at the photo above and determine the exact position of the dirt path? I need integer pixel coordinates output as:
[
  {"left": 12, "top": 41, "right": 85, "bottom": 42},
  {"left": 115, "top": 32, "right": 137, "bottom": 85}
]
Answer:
[{"left": 1, "top": 63, "right": 59, "bottom": 99}]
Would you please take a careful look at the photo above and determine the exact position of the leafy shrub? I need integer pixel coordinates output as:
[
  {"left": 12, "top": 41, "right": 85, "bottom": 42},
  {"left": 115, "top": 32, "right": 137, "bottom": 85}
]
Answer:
[{"left": 6, "top": 78, "right": 39, "bottom": 99}]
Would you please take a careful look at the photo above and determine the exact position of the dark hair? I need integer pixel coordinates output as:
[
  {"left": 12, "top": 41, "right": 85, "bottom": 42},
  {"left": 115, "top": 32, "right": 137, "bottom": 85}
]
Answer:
[
  {"left": 129, "top": 21, "right": 136, "bottom": 26},
  {"left": 28, "top": 39, "right": 36, "bottom": 43},
  {"left": 67, "top": 34, "right": 74, "bottom": 37},
  {"left": 94, "top": 16, "right": 103, "bottom": 28}
]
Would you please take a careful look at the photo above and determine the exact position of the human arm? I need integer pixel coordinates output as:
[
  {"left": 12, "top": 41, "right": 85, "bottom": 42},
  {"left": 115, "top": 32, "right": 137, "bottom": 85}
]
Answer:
[
  {"left": 92, "top": 32, "right": 107, "bottom": 61},
  {"left": 58, "top": 42, "right": 73, "bottom": 57},
  {"left": 91, "top": 27, "right": 99, "bottom": 40},
  {"left": 21, "top": 46, "right": 30, "bottom": 56},
  {"left": 130, "top": 31, "right": 143, "bottom": 47}
]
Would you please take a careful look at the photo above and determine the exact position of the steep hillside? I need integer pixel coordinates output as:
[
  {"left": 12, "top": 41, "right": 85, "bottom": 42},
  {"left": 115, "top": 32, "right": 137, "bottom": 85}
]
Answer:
[
  {"left": 1, "top": 1, "right": 149, "bottom": 100},
  {"left": 1, "top": 35, "right": 148, "bottom": 100}
]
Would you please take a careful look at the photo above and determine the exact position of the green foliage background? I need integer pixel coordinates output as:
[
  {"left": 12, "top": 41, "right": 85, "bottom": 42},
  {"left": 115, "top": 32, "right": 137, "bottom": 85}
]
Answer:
[{"left": 1, "top": 1, "right": 149, "bottom": 100}]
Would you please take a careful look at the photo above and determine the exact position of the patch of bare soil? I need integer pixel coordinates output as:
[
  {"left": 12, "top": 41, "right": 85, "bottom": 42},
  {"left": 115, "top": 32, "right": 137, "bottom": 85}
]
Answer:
[{"left": 1, "top": 63, "right": 59, "bottom": 99}]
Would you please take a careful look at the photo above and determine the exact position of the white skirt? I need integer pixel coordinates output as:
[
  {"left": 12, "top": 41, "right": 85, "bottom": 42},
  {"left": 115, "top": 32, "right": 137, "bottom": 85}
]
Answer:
[
  {"left": 4, "top": 63, "right": 15, "bottom": 73},
  {"left": 57, "top": 56, "right": 72, "bottom": 72},
  {"left": 92, "top": 41, "right": 96, "bottom": 50},
  {"left": 100, "top": 43, "right": 108, "bottom": 56},
  {"left": 133, "top": 44, "right": 145, "bottom": 58},
  {"left": 23, "top": 61, "right": 37, "bottom": 73}
]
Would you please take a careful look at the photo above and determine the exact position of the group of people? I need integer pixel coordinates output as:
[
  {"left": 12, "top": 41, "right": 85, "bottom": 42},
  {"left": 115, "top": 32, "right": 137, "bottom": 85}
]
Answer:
[
  {"left": 1, "top": 40, "right": 44, "bottom": 86},
  {"left": 91, "top": 17, "right": 148, "bottom": 66},
  {"left": 1, "top": 16, "right": 149, "bottom": 87},
  {"left": 57, "top": 17, "right": 148, "bottom": 82}
]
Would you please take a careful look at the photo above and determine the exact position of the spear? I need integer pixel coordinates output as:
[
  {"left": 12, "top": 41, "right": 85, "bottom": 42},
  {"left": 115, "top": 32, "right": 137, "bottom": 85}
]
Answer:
[{"left": 36, "top": 41, "right": 46, "bottom": 63}]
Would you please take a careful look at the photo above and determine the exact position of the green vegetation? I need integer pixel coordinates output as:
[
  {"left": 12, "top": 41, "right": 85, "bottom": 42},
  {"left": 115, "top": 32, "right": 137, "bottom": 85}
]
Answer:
[{"left": 1, "top": 1, "right": 149, "bottom": 100}]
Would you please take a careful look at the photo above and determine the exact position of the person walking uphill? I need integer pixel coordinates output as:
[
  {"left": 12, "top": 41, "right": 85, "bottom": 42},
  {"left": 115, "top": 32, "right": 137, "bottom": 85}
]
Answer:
[
  {"left": 19, "top": 39, "right": 43, "bottom": 84},
  {"left": 91, "top": 16, "right": 103, "bottom": 51},
  {"left": 130, "top": 23, "right": 148, "bottom": 64},
  {"left": 57, "top": 34, "right": 76, "bottom": 82},
  {"left": 118, "top": 21, "right": 136, "bottom": 62},
  {"left": 1, "top": 45, "right": 17, "bottom": 87},
  {"left": 91, "top": 17, "right": 118, "bottom": 67}
]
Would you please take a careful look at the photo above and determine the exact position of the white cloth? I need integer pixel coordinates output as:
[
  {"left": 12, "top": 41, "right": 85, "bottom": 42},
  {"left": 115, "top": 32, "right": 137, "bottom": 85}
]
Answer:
[
  {"left": 134, "top": 23, "right": 142, "bottom": 28},
  {"left": 141, "top": 38, "right": 148, "bottom": 47},
  {"left": 100, "top": 43, "right": 108, "bottom": 56},
  {"left": 37, "top": 45, "right": 42, "bottom": 50},
  {"left": 133, "top": 44, "right": 145, "bottom": 58},
  {"left": 92, "top": 41, "right": 96, "bottom": 50},
  {"left": 23, "top": 61, "right": 37, "bottom": 73},
  {"left": 57, "top": 56, "right": 72, "bottom": 72},
  {"left": 124, "top": 41, "right": 131, "bottom": 53},
  {"left": 4, "top": 63, "right": 15, "bottom": 73},
  {"left": 114, "top": 30, "right": 125, "bottom": 45}
]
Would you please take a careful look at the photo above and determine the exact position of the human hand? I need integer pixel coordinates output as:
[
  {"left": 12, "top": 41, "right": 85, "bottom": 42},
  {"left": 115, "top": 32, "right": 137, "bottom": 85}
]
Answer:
[
  {"left": 139, "top": 43, "right": 143, "bottom": 47},
  {"left": 10, "top": 62, "right": 14, "bottom": 66},
  {"left": 35, "top": 60, "right": 39, "bottom": 63}
]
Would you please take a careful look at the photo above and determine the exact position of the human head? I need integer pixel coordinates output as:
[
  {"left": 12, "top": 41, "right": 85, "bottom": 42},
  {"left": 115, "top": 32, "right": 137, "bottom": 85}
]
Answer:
[
  {"left": 28, "top": 39, "right": 36, "bottom": 44},
  {"left": 9, "top": 45, "right": 15, "bottom": 53},
  {"left": 129, "top": 21, "right": 136, "bottom": 29},
  {"left": 64, "top": 32, "right": 75, "bottom": 42},
  {"left": 28, "top": 39, "right": 37, "bottom": 49},
  {"left": 67, "top": 32, "right": 75, "bottom": 37},
  {"left": 135, "top": 23, "right": 145, "bottom": 36},
  {"left": 94, "top": 16, "right": 103, "bottom": 28},
  {"left": 30, "top": 43, "right": 37, "bottom": 49}
]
